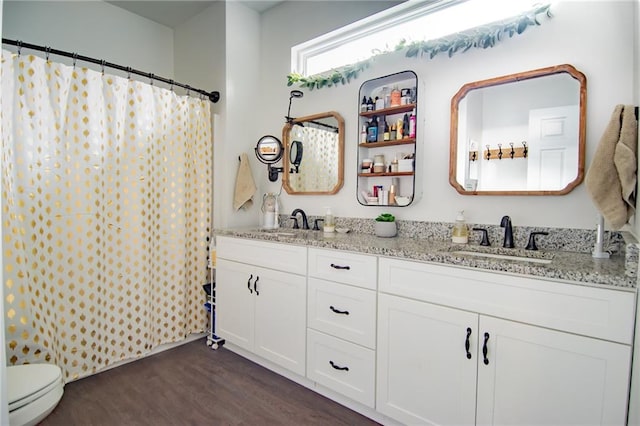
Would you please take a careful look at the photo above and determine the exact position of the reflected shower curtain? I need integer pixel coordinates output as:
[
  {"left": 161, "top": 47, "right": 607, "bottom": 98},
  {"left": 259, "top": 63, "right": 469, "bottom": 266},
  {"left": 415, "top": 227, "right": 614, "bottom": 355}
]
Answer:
[
  {"left": 289, "top": 125, "right": 339, "bottom": 192},
  {"left": 1, "top": 50, "right": 212, "bottom": 380}
]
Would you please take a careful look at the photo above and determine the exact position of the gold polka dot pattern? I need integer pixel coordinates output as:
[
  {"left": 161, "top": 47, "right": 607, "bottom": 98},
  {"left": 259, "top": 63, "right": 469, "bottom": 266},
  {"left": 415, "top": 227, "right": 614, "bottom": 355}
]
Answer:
[
  {"left": 1, "top": 50, "right": 212, "bottom": 381},
  {"left": 290, "top": 126, "right": 339, "bottom": 192}
]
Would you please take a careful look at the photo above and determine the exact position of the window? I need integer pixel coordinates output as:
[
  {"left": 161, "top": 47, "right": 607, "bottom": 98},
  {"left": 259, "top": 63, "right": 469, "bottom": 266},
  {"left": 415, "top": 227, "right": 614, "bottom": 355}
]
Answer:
[{"left": 292, "top": 0, "right": 545, "bottom": 77}]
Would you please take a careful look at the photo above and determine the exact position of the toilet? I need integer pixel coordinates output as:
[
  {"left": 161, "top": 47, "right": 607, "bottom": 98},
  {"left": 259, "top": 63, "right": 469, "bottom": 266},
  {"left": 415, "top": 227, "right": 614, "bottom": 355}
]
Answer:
[{"left": 7, "top": 364, "right": 64, "bottom": 426}]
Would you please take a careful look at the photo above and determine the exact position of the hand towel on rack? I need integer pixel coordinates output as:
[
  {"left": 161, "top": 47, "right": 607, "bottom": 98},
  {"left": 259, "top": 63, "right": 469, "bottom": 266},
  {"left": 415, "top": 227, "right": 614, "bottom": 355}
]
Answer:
[
  {"left": 586, "top": 105, "right": 638, "bottom": 229},
  {"left": 233, "top": 153, "right": 257, "bottom": 211}
]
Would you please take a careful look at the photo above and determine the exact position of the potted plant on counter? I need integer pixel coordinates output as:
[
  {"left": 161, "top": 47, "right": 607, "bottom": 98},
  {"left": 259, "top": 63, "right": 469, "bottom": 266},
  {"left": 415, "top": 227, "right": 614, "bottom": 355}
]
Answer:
[{"left": 375, "top": 213, "right": 397, "bottom": 238}]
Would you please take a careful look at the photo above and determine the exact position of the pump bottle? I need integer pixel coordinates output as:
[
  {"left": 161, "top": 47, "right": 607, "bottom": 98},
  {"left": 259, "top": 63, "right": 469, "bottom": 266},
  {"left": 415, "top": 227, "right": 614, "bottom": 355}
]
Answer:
[
  {"left": 452, "top": 210, "right": 469, "bottom": 244},
  {"left": 324, "top": 207, "right": 335, "bottom": 233}
]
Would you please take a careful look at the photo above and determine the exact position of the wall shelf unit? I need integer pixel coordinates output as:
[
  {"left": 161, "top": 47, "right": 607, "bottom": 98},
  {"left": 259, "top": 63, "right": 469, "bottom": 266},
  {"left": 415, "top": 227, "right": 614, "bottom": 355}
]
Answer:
[{"left": 357, "top": 70, "right": 418, "bottom": 207}]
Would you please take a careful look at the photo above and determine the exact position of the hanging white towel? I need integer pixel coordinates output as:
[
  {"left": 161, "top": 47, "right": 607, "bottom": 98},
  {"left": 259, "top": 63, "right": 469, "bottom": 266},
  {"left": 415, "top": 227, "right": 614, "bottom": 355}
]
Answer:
[
  {"left": 233, "top": 153, "right": 257, "bottom": 211},
  {"left": 586, "top": 105, "right": 638, "bottom": 229}
]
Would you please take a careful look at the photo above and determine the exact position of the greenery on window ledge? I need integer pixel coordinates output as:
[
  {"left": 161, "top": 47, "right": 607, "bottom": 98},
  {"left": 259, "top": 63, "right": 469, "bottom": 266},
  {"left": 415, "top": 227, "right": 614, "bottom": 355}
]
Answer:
[{"left": 287, "top": 4, "right": 552, "bottom": 91}]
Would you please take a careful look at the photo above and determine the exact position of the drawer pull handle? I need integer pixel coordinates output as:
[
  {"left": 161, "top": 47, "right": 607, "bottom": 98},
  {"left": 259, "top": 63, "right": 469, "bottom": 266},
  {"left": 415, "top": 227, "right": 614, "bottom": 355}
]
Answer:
[
  {"left": 254, "top": 275, "right": 259, "bottom": 296},
  {"left": 247, "top": 274, "right": 253, "bottom": 294},
  {"left": 329, "top": 306, "right": 349, "bottom": 315},
  {"left": 330, "top": 263, "right": 350, "bottom": 270},
  {"left": 329, "top": 360, "right": 349, "bottom": 371},
  {"left": 482, "top": 332, "right": 490, "bottom": 365},
  {"left": 465, "top": 327, "right": 472, "bottom": 360}
]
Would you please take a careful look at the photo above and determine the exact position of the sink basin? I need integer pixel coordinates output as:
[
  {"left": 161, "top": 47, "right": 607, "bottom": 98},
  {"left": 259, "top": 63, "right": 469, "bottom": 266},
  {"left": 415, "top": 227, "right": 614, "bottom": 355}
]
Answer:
[{"left": 450, "top": 250, "right": 552, "bottom": 264}]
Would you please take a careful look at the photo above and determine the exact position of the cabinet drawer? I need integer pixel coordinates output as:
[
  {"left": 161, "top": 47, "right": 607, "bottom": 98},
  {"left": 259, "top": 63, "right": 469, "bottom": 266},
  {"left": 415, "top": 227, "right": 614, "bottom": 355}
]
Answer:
[
  {"left": 308, "top": 278, "right": 376, "bottom": 349},
  {"left": 216, "top": 236, "right": 306, "bottom": 275},
  {"left": 379, "top": 257, "right": 636, "bottom": 344},
  {"left": 308, "top": 248, "right": 377, "bottom": 289},
  {"left": 306, "top": 329, "right": 375, "bottom": 408}
]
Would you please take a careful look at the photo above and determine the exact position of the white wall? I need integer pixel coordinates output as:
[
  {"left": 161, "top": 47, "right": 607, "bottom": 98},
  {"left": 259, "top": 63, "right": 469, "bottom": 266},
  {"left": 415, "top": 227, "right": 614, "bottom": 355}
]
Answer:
[
  {"left": 255, "top": 1, "right": 636, "bottom": 230},
  {"left": 2, "top": 1, "right": 174, "bottom": 78},
  {"left": 0, "top": 0, "right": 8, "bottom": 421}
]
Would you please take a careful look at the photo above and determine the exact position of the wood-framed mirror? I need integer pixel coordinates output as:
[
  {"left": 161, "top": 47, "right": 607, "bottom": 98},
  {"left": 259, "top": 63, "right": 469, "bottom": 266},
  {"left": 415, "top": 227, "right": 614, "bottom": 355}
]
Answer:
[
  {"left": 449, "top": 64, "right": 587, "bottom": 195},
  {"left": 282, "top": 111, "right": 345, "bottom": 195}
]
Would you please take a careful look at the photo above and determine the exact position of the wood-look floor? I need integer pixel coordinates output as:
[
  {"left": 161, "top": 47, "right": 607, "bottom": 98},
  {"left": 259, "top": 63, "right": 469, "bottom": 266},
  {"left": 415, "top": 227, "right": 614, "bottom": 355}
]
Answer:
[{"left": 40, "top": 338, "right": 379, "bottom": 426}]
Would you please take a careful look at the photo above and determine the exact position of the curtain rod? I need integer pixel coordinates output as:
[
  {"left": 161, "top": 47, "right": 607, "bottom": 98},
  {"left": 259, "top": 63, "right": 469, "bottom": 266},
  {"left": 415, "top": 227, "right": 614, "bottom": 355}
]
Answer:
[{"left": 2, "top": 38, "right": 221, "bottom": 103}]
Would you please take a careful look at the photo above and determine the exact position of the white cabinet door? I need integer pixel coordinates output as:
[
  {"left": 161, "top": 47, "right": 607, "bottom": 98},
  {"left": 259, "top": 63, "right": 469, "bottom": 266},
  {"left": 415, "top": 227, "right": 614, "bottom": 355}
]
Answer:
[
  {"left": 377, "top": 294, "right": 478, "bottom": 426},
  {"left": 476, "top": 316, "right": 632, "bottom": 426},
  {"left": 216, "top": 258, "right": 255, "bottom": 352},
  {"left": 254, "top": 265, "right": 307, "bottom": 376}
]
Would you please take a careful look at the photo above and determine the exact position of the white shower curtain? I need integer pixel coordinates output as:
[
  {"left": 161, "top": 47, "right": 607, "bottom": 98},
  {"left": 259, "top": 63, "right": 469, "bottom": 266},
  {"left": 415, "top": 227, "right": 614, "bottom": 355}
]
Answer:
[{"left": 1, "top": 50, "right": 213, "bottom": 380}]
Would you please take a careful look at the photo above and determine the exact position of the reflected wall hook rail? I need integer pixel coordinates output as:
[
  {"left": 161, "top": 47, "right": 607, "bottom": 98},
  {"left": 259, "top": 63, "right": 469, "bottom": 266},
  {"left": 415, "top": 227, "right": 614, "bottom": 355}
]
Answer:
[{"left": 2, "top": 38, "right": 221, "bottom": 103}]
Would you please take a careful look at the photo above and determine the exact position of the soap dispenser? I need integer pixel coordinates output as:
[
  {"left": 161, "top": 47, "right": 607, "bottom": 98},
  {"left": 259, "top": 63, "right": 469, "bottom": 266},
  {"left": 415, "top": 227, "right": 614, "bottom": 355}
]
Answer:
[
  {"left": 324, "top": 207, "right": 335, "bottom": 233},
  {"left": 452, "top": 210, "right": 469, "bottom": 244}
]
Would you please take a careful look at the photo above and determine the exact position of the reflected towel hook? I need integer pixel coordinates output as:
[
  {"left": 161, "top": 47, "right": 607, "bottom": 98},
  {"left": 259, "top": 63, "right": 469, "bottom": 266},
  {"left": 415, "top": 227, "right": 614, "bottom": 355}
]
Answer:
[
  {"left": 486, "top": 145, "right": 491, "bottom": 161},
  {"left": 509, "top": 142, "right": 515, "bottom": 159},
  {"left": 471, "top": 151, "right": 477, "bottom": 162},
  {"left": 522, "top": 141, "right": 528, "bottom": 158},
  {"left": 498, "top": 143, "right": 503, "bottom": 160}
]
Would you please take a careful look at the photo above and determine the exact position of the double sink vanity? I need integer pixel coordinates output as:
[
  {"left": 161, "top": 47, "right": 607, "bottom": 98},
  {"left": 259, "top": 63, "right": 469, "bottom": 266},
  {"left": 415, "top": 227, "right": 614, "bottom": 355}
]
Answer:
[{"left": 214, "top": 225, "right": 637, "bottom": 425}]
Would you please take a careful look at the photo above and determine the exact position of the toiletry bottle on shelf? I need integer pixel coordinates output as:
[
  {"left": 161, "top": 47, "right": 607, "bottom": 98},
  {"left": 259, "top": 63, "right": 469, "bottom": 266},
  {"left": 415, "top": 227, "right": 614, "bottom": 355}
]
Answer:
[
  {"left": 390, "top": 86, "right": 401, "bottom": 107},
  {"left": 367, "top": 97, "right": 374, "bottom": 111},
  {"left": 402, "top": 113, "right": 410, "bottom": 138},
  {"left": 396, "top": 118, "right": 403, "bottom": 140},
  {"left": 360, "top": 96, "right": 368, "bottom": 113},
  {"left": 452, "top": 210, "right": 469, "bottom": 244},
  {"left": 360, "top": 125, "right": 367, "bottom": 144},
  {"left": 324, "top": 207, "right": 335, "bottom": 233},
  {"left": 390, "top": 123, "right": 397, "bottom": 140},
  {"left": 383, "top": 121, "right": 390, "bottom": 141},
  {"left": 367, "top": 116, "right": 379, "bottom": 142},
  {"left": 409, "top": 109, "right": 417, "bottom": 138}
]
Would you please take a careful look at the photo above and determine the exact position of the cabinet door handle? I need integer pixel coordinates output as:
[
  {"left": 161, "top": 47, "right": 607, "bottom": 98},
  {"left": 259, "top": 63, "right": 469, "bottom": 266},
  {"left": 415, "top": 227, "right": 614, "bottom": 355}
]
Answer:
[
  {"left": 465, "top": 327, "right": 472, "bottom": 359},
  {"left": 482, "top": 332, "right": 490, "bottom": 365},
  {"left": 247, "top": 274, "right": 253, "bottom": 294},
  {"left": 330, "top": 263, "right": 351, "bottom": 270},
  {"left": 329, "top": 306, "right": 349, "bottom": 315},
  {"left": 254, "top": 275, "right": 259, "bottom": 296},
  {"left": 329, "top": 360, "right": 349, "bottom": 371}
]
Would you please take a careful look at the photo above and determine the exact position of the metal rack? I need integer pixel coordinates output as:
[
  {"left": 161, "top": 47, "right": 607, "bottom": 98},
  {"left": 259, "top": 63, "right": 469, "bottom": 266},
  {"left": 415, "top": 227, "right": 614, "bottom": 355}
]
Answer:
[{"left": 205, "top": 246, "right": 224, "bottom": 350}]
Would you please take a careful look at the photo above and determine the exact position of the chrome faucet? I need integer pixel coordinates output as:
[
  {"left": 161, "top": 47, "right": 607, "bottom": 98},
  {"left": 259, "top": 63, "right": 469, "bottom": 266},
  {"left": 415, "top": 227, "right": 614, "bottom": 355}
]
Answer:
[
  {"left": 500, "top": 215, "right": 514, "bottom": 248},
  {"left": 290, "top": 208, "right": 309, "bottom": 230}
]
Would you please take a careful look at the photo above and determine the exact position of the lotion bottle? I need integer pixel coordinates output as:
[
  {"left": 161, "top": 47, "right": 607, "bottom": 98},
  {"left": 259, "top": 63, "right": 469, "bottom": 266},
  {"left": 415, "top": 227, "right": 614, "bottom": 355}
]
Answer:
[
  {"left": 452, "top": 210, "right": 469, "bottom": 244},
  {"left": 324, "top": 207, "right": 335, "bottom": 233}
]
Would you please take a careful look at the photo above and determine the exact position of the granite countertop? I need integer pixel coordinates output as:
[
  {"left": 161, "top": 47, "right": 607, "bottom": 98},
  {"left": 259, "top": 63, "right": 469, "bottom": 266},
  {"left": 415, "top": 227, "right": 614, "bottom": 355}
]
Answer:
[{"left": 214, "top": 228, "right": 636, "bottom": 290}]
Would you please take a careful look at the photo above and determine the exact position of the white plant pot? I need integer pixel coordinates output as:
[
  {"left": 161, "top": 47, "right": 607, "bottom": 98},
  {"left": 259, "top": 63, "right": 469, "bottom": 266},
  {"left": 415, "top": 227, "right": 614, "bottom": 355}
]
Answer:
[{"left": 375, "top": 221, "right": 397, "bottom": 238}]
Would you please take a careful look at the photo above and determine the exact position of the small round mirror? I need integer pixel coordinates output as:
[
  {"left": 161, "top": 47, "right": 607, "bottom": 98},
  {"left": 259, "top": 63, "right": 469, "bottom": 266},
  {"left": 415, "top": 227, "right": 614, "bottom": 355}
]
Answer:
[
  {"left": 255, "top": 135, "right": 283, "bottom": 164},
  {"left": 290, "top": 140, "right": 303, "bottom": 169}
]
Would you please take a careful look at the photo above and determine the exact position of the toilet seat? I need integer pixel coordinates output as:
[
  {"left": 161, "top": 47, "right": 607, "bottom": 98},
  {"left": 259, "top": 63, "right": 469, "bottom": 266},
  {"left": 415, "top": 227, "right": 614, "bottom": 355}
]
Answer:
[{"left": 8, "top": 364, "right": 64, "bottom": 426}]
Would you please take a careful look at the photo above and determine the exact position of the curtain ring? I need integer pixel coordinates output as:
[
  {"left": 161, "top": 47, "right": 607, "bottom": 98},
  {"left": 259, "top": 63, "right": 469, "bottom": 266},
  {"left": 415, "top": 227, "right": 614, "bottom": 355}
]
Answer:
[
  {"left": 72, "top": 53, "right": 78, "bottom": 68},
  {"left": 126, "top": 67, "right": 132, "bottom": 80},
  {"left": 100, "top": 60, "right": 106, "bottom": 75},
  {"left": 149, "top": 73, "right": 154, "bottom": 86},
  {"left": 45, "top": 46, "right": 51, "bottom": 62},
  {"left": 186, "top": 85, "right": 191, "bottom": 96},
  {"left": 169, "top": 79, "right": 174, "bottom": 91},
  {"left": 16, "top": 40, "right": 22, "bottom": 56}
]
